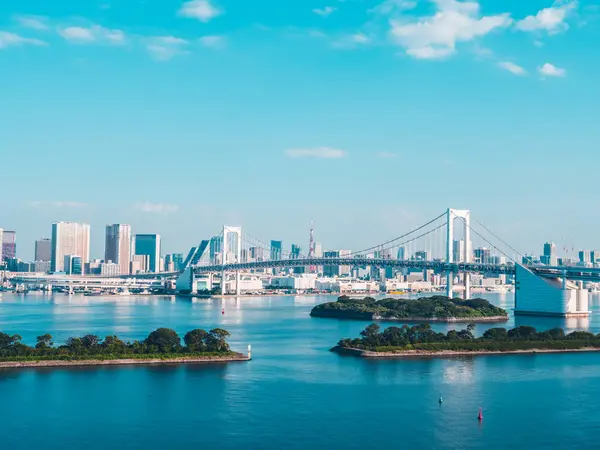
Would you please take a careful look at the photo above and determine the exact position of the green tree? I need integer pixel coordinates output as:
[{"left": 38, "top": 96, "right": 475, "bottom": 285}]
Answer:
[
  {"left": 35, "top": 334, "right": 54, "bottom": 349},
  {"left": 205, "top": 329, "right": 231, "bottom": 352},
  {"left": 145, "top": 328, "right": 182, "bottom": 353},
  {"left": 483, "top": 328, "right": 508, "bottom": 340},
  {"left": 102, "top": 335, "right": 128, "bottom": 354},
  {"left": 184, "top": 329, "right": 208, "bottom": 352}
]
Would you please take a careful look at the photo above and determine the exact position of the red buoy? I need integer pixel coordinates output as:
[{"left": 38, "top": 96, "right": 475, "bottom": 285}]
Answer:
[
  {"left": 222, "top": 308, "right": 225, "bottom": 315},
  {"left": 478, "top": 408, "right": 483, "bottom": 421}
]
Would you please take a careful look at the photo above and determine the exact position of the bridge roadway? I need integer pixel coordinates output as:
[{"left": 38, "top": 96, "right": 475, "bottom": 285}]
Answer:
[
  {"left": 192, "top": 258, "right": 516, "bottom": 275},
  {"left": 193, "top": 258, "right": 600, "bottom": 282}
]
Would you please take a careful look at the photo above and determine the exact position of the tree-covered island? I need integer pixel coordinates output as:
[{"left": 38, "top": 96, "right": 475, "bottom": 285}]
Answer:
[
  {"left": 311, "top": 296, "right": 508, "bottom": 323},
  {"left": 0, "top": 327, "right": 249, "bottom": 368},
  {"left": 333, "top": 323, "right": 600, "bottom": 358}
]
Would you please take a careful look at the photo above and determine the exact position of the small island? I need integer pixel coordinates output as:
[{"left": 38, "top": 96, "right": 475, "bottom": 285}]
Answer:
[
  {"left": 311, "top": 295, "right": 508, "bottom": 323},
  {"left": 0, "top": 328, "right": 250, "bottom": 369},
  {"left": 333, "top": 323, "right": 600, "bottom": 358}
]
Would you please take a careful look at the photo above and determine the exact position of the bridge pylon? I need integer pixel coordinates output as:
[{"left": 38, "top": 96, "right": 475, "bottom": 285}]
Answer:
[{"left": 446, "top": 209, "right": 471, "bottom": 299}]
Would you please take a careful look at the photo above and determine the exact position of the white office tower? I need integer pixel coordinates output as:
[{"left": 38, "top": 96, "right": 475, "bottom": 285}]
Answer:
[{"left": 51, "top": 222, "right": 91, "bottom": 273}]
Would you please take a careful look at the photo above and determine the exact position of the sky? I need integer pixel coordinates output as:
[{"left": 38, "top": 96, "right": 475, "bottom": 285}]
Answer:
[{"left": 2, "top": 0, "right": 600, "bottom": 261}]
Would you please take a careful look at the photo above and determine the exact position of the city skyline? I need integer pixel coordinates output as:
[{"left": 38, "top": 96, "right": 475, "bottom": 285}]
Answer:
[{"left": 3, "top": 0, "right": 600, "bottom": 258}]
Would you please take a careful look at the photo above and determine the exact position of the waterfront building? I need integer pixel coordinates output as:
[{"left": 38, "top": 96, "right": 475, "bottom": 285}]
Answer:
[
  {"left": 34, "top": 260, "right": 51, "bottom": 273},
  {"left": 134, "top": 234, "right": 161, "bottom": 272},
  {"left": 35, "top": 238, "right": 52, "bottom": 262},
  {"left": 0, "top": 229, "right": 3, "bottom": 262},
  {"left": 105, "top": 224, "right": 132, "bottom": 275},
  {"left": 64, "top": 255, "right": 83, "bottom": 275},
  {"left": 592, "top": 250, "right": 600, "bottom": 264},
  {"left": 51, "top": 222, "right": 90, "bottom": 273},
  {"left": 1, "top": 230, "right": 16, "bottom": 262},
  {"left": 131, "top": 254, "right": 150, "bottom": 273},
  {"left": 100, "top": 262, "right": 120, "bottom": 276},
  {"left": 249, "top": 247, "right": 264, "bottom": 261}
]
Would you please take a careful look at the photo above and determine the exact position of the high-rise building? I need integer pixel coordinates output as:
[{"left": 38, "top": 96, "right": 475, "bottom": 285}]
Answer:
[
  {"left": 131, "top": 254, "right": 150, "bottom": 274},
  {"left": 209, "top": 235, "right": 223, "bottom": 264},
  {"left": 134, "top": 234, "right": 161, "bottom": 272},
  {"left": 397, "top": 247, "right": 406, "bottom": 260},
  {"left": 323, "top": 251, "right": 340, "bottom": 277},
  {"left": 414, "top": 250, "right": 428, "bottom": 261},
  {"left": 105, "top": 224, "right": 132, "bottom": 275},
  {"left": 291, "top": 244, "right": 301, "bottom": 259},
  {"left": 1, "top": 230, "right": 16, "bottom": 262},
  {"left": 51, "top": 222, "right": 90, "bottom": 273},
  {"left": 0, "top": 228, "right": 3, "bottom": 262},
  {"left": 35, "top": 238, "right": 52, "bottom": 262},
  {"left": 452, "top": 239, "right": 465, "bottom": 263},
  {"left": 541, "top": 242, "right": 557, "bottom": 265},
  {"left": 165, "top": 253, "right": 184, "bottom": 271},
  {"left": 270, "top": 240, "right": 283, "bottom": 260},
  {"left": 474, "top": 247, "right": 491, "bottom": 264},
  {"left": 592, "top": 250, "right": 600, "bottom": 264},
  {"left": 579, "top": 250, "right": 592, "bottom": 264}
]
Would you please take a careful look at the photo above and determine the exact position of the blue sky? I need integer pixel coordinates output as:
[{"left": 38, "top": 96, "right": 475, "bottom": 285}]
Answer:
[{"left": 2, "top": 0, "right": 600, "bottom": 260}]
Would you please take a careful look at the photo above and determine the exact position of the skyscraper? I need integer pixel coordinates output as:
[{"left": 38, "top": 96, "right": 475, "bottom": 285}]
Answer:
[
  {"left": 452, "top": 239, "right": 465, "bottom": 263},
  {"left": 51, "top": 222, "right": 90, "bottom": 273},
  {"left": 105, "top": 224, "right": 132, "bottom": 275},
  {"left": 134, "top": 234, "right": 161, "bottom": 272},
  {"left": 270, "top": 240, "right": 283, "bottom": 260},
  {"left": 291, "top": 244, "right": 301, "bottom": 259},
  {"left": 0, "top": 228, "right": 3, "bottom": 262},
  {"left": 35, "top": 238, "right": 52, "bottom": 262},
  {"left": 541, "top": 241, "right": 557, "bottom": 265},
  {"left": 1, "top": 231, "right": 16, "bottom": 261}
]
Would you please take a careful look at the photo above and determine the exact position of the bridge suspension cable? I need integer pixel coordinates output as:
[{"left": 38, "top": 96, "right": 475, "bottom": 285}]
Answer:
[{"left": 346, "top": 211, "right": 448, "bottom": 257}]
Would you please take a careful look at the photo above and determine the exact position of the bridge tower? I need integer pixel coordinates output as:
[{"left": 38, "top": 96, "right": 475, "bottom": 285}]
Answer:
[
  {"left": 222, "top": 226, "right": 242, "bottom": 296},
  {"left": 446, "top": 209, "right": 471, "bottom": 299}
]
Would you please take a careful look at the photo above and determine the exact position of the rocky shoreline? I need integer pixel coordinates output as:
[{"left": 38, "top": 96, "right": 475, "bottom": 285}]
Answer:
[
  {"left": 332, "top": 346, "right": 600, "bottom": 359},
  {"left": 0, "top": 353, "right": 251, "bottom": 369}
]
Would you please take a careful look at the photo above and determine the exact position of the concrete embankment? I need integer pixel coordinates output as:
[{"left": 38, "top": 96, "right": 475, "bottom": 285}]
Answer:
[
  {"left": 0, "top": 354, "right": 250, "bottom": 369},
  {"left": 331, "top": 346, "right": 600, "bottom": 359}
]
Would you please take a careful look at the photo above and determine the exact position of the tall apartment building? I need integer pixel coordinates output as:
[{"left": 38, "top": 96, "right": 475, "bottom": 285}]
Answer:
[
  {"left": 35, "top": 238, "right": 52, "bottom": 262},
  {"left": 51, "top": 222, "right": 90, "bottom": 273},
  {"left": 105, "top": 224, "right": 132, "bottom": 275}
]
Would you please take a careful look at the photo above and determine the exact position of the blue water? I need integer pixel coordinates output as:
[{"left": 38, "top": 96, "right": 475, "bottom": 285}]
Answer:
[{"left": 2, "top": 292, "right": 600, "bottom": 449}]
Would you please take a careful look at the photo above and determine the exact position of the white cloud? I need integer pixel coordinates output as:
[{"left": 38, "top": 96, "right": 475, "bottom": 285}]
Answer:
[
  {"left": 14, "top": 15, "right": 49, "bottom": 30},
  {"left": 0, "top": 31, "right": 47, "bottom": 49},
  {"left": 135, "top": 202, "right": 180, "bottom": 214},
  {"left": 199, "top": 35, "right": 226, "bottom": 48},
  {"left": 534, "top": 39, "right": 544, "bottom": 47},
  {"left": 498, "top": 61, "right": 527, "bottom": 75},
  {"left": 58, "top": 25, "right": 126, "bottom": 45},
  {"left": 333, "top": 32, "right": 372, "bottom": 48},
  {"left": 284, "top": 147, "right": 347, "bottom": 159},
  {"left": 313, "top": 6, "right": 337, "bottom": 17},
  {"left": 146, "top": 35, "right": 189, "bottom": 61},
  {"left": 539, "top": 62, "right": 566, "bottom": 77},
  {"left": 178, "top": 0, "right": 222, "bottom": 22},
  {"left": 30, "top": 200, "right": 88, "bottom": 208},
  {"left": 370, "top": 0, "right": 418, "bottom": 15},
  {"left": 516, "top": 1, "right": 578, "bottom": 34},
  {"left": 390, "top": 0, "right": 513, "bottom": 60}
]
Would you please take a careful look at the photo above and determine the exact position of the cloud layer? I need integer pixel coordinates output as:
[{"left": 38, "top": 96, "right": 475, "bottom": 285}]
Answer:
[
  {"left": 284, "top": 147, "right": 347, "bottom": 159},
  {"left": 135, "top": 202, "right": 180, "bottom": 214}
]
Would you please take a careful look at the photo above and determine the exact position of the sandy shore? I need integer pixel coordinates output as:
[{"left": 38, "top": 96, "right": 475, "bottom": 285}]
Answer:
[
  {"left": 0, "top": 354, "right": 251, "bottom": 369},
  {"left": 332, "top": 346, "right": 600, "bottom": 359}
]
